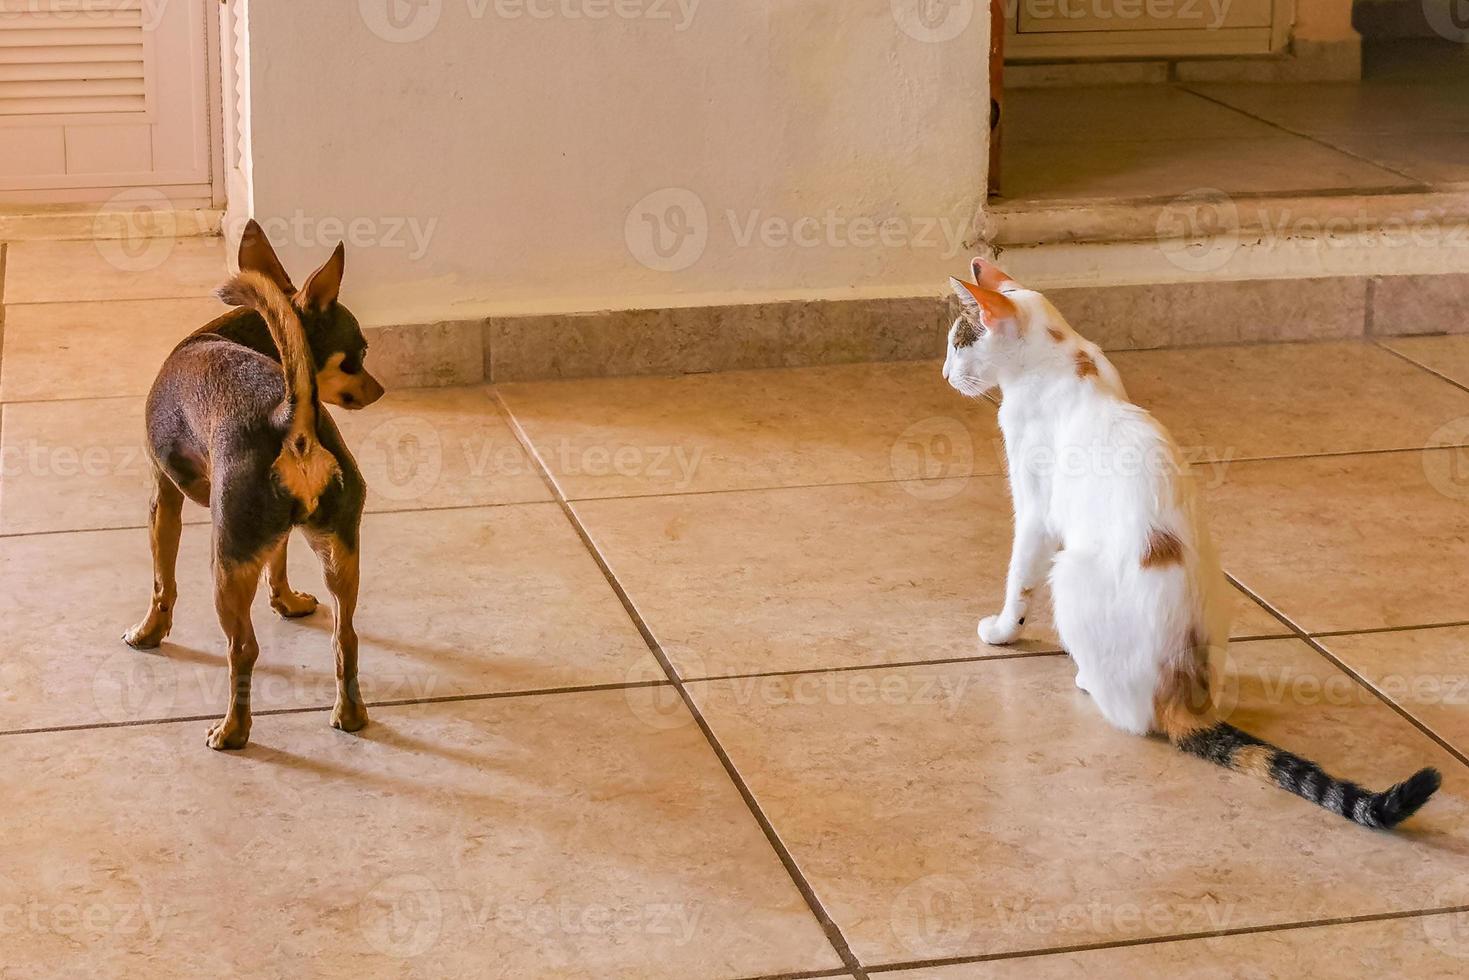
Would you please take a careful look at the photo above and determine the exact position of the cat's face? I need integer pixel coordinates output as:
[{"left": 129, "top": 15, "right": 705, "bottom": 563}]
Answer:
[
  {"left": 942, "top": 314, "right": 1003, "bottom": 397},
  {"left": 942, "top": 270, "right": 1022, "bottom": 397}
]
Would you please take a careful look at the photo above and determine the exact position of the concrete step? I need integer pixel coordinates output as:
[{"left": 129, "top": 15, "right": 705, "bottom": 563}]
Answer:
[
  {"left": 0, "top": 203, "right": 223, "bottom": 243},
  {"left": 978, "top": 188, "right": 1469, "bottom": 350}
]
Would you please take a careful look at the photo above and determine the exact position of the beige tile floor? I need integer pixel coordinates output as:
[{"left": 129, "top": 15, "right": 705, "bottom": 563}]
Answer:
[
  {"left": 1000, "top": 77, "right": 1469, "bottom": 202},
  {"left": 5, "top": 244, "right": 1469, "bottom": 978}
]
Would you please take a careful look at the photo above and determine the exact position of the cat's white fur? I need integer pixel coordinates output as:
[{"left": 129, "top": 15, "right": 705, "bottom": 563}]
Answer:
[
  {"left": 939, "top": 259, "right": 1442, "bottom": 829},
  {"left": 943, "top": 266, "right": 1228, "bottom": 737}
]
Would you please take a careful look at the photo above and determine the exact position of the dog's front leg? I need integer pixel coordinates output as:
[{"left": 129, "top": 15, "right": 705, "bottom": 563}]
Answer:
[
  {"left": 207, "top": 555, "right": 264, "bottom": 750},
  {"left": 123, "top": 469, "right": 184, "bottom": 649},
  {"left": 308, "top": 530, "right": 369, "bottom": 733}
]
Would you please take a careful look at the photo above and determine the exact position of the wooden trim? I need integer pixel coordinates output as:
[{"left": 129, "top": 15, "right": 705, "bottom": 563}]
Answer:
[
  {"left": 206, "top": 0, "right": 226, "bottom": 207},
  {"left": 989, "top": 0, "right": 1003, "bottom": 197},
  {"left": 1269, "top": 0, "right": 1293, "bottom": 52}
]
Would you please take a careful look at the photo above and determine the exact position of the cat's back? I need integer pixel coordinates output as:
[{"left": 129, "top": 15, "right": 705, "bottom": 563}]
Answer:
[{"left": 1050, "top": 377, "right": 1195, "bottom": 541}]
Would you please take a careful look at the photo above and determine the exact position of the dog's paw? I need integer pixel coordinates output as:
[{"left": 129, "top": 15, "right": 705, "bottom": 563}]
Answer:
[
  {"left": 331, "top": 698, "right": 369, "bottom": 733},
  {"left": 122, "top": 621, "right": 166, "bottom": 650},
  {"left": 205, "top": 718, "right": 250, "bottom": 751},
  {"left": 978, "top": 614, "right": 1023, "bottom": 646},
  {"left": 270, "top": 590, "right": 318, "bottom": 619}
]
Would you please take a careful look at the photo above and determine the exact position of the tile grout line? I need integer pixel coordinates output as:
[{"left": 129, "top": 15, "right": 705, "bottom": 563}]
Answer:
[
  {"left": 1309, "top": 618, "right": 1469, "bottom": 639},
  {"left": 3, "top": 439, "right": 1468, "bottom": 542},
  {"left": 861, "top": 903, "right": 1469, "bottom": 973},
  {"left": 1374, "top": 339, "right": 1469, "bottom": 397},
  {"left": 0, "top": 680, "right": 671, "bottom": 740},
  {"left": 1175, "top": 85, "right": 1432, "bottom": 188},
  {"left": 1224, "top": 572, "right": 1469, "bottom": 769},
  {"left": 0, "top": 634, "right": 1301, "bottom": 741},
  {"left": 735, "top": 970, "right": 858, "bottom": 980},
  {"left": 0, "top": 497, "right": 559, "bottom": 541},
  {"left": 491, "top": 389, "right": 872, "bottom": 980}
]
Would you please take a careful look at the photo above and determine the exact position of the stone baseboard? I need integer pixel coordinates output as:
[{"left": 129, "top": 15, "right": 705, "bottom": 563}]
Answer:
[
  {"left": 1008, "top": 40, "right": 1362, "bottom": 89},
  {"left": 362, "top": 272, "right": 1468, "bottom": 388},
  {"left": 1175, "top": 40, "right": 1363, "bottom": 83},
  {"left": 485, "top": 297, "right": 949, "bottom": 382}
]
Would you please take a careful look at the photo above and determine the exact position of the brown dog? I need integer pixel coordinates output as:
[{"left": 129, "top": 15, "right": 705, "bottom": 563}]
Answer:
[{"left": 123, "top": 221, "right": 385, "bottom": 749}]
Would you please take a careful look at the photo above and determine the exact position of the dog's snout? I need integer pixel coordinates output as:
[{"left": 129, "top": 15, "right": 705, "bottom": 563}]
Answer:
[{"left": 359, "top": 371, "right": 385, "bottom": 407}]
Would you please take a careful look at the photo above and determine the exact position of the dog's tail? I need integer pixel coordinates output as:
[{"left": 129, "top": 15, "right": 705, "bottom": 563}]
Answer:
[
  {"left": 216, "top": 270, "right": 339, "bottom": 512},
  {"left": 1157, "top": 666, "right": 1440, "bottom": 829}
]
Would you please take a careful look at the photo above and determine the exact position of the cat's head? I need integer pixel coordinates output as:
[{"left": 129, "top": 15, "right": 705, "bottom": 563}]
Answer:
[{"left": 942, "top": 257, "right": 1028, "bottom": 397}]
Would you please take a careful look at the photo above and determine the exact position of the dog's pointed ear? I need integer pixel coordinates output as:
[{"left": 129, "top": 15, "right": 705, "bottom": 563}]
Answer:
[
  {"left": 972, "top": 256, "right": 1019, "bottom": 293},
  {"left": 297, "top": 241, "right": 345, "bottom": 313},
  {"left": 237, "top": 219, "right": 294, "bottom": 293},
  {"left": 949, "top": 276, "right": 1019, "bottom": 335}
]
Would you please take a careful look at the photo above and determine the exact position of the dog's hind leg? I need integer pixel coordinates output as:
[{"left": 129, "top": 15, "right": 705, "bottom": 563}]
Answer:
[
  {"left": 265, "top": 534, "right": 318, "bottom": 619},
  {"left": 123, "top": 468, "right": 185, "bottom": 650},
  {"left": 306, "top": 530, "right": 368, "bottom": 733},
  {"left": 207, "top": 551, "right": 266, "bottom": 750}
]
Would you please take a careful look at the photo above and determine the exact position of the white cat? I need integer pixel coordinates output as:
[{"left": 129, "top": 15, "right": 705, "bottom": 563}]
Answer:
[{"left": 944, "top": 257, "right": 1439, "bottom": 829}]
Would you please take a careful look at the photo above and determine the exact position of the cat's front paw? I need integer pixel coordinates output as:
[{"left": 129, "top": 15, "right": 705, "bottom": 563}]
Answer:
[{"left": 978, "top": 614, "right": 1023, "bottom": 646}]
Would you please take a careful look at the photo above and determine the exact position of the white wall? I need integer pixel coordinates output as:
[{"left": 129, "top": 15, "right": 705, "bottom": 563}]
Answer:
[{"left": 241, "top": 1, "right": 990, "bottom": 327}]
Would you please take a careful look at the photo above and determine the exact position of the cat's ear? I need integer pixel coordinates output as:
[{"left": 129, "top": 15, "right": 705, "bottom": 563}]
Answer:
[
  {"left": 971, "top": 257, "right": 1019, "bottom": 293},
  {"left": 949, "top": 277, "right": 1019, "bottom": 334}
]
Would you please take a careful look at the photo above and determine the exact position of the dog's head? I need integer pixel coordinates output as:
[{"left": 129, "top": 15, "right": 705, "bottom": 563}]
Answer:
[{"left": 237, "top": 219, "right": 385, "bottom": 410}]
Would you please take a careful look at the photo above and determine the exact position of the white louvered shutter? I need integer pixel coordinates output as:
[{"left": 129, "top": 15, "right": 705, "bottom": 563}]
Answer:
[{"left": 0, "top": 0, "right": 148, "bottom": 118}]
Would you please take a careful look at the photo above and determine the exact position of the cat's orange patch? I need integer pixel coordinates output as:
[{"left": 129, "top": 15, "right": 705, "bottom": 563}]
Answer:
[
  {"left": 955, "top": 278, "right": 1021, "bottom": 333},
  {"left": 1141, "top": 528, "right": 1185, "bottom": 568},
  {"left": 1232, "top": 744, "right": 1276, "bottom": 778},
  {"left": 1074, "top": 350, "right": 1099, "bottom": 379},
  {"left": 1153, "top": 656, "right": 1211, "bottom": 739},
  {"left": 1047, "top": 327, "right": 1065, "bottom": 343}
]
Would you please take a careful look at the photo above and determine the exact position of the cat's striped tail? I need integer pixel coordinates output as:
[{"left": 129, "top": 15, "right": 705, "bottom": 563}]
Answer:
[{"left": 1167, "top": 719, "right": 1441, "bottom": 829}]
